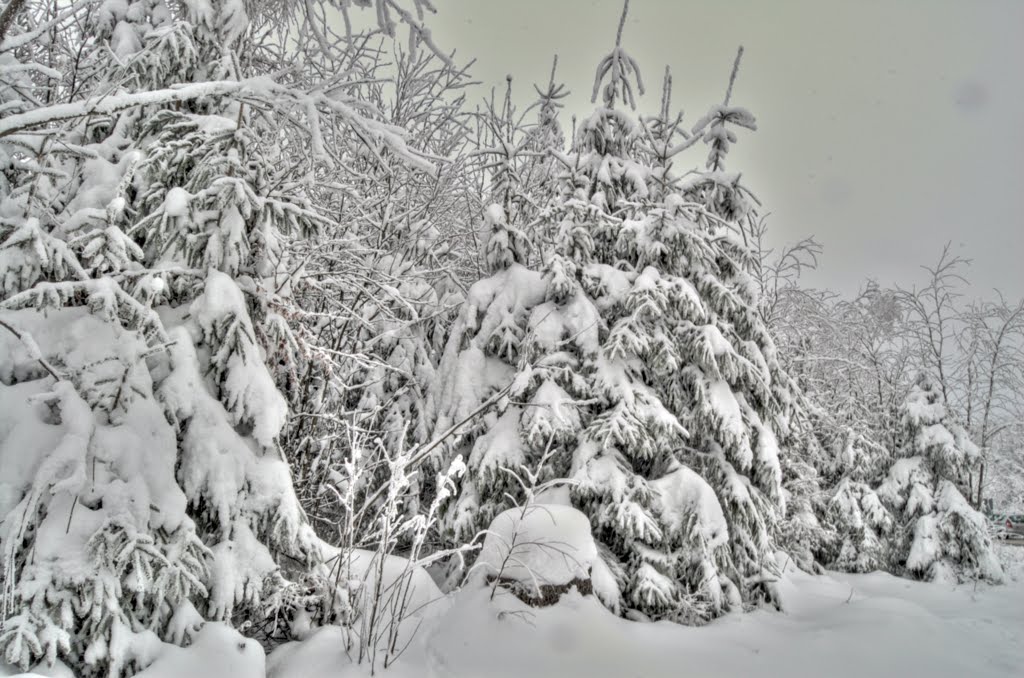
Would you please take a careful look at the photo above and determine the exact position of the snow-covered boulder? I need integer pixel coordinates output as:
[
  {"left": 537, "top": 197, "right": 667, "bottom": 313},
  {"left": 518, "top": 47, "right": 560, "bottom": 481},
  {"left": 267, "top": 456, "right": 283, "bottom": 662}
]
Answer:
[{"left": 475, "top": 505, "right": 599, "bottom": 606}]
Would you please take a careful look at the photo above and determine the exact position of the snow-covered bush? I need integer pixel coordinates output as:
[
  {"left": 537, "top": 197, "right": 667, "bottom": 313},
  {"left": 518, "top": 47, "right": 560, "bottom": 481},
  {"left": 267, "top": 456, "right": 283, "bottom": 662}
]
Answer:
[
  {"left": 276, "top": 40, "right": 475, "bottom": 536},
  {"left": 0, "top": 1, "right": 453, "bottom": 674},
  {"left": 308, "top": 429, "right": 474, "bottom": 673},
  {"left": 877, "top": 374, "right": 1002, "bottom": 583},
  {"left": 827, "top": 479, "right": 893, "bottom": 573}
]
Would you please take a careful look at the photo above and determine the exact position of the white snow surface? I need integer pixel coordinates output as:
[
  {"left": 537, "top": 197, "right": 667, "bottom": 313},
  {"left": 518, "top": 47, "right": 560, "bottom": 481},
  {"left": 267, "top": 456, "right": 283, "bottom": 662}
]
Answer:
[
  {"left": 269, "top": 551, "right": 1024, "bottom": 678},
  {"left": 132, "top": 623, "right": 264, "bottom": 678},
  {"left": 7, "top": 552, "right": 1024, "bottom": 677}
]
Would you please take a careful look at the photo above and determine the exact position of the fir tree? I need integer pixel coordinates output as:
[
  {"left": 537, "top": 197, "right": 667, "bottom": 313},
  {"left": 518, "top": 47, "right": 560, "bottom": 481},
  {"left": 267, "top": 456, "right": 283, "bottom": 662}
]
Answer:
[
  {"left": 472, "top": 62, "right": 568, "bottom": 269},
  {"left": 822, "top": 428, "right": 893, "bottom": 573},
  {"left": 430, "top": 0, "right": 805, "bottom": 623},
  {"left": 876, "top": 373, "right": 1002, "bottom": 583},
  {"left": 0, "top": 1, "right": 433, "bottom": 673}
]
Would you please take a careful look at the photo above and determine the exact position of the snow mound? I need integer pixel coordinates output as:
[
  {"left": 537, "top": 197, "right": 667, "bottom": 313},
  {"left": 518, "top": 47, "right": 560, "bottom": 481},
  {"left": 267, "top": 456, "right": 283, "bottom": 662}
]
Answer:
[
  {"left": 0, "top": 658, "right": 75, "bottom": 677},
  {"left": 267, "top": 626, "right": 347, "bottom": 678},
  {"left": 268, "top": 548, "right": 447, "bottom": 678},
  {"left": 342, "top": 548, "right": 446, "bottom": 621},
  {"left": 313, "top": 545, "right": 447, "bottom": 631},
  {"left": 475, "top": 505, "right": 598, "bottom": 596},
  {"left": 134, "top": 623, "right": 263, "bottom": 678},
  {"left": 418, "top": 563, "right": 1024, "bottom": 678}
]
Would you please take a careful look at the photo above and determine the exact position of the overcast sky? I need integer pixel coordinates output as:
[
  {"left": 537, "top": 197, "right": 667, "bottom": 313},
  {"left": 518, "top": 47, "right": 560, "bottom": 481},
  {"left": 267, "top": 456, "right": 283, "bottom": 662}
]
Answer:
[{"left": 426, "top": 0, "right": 1024, "bottom": 297}]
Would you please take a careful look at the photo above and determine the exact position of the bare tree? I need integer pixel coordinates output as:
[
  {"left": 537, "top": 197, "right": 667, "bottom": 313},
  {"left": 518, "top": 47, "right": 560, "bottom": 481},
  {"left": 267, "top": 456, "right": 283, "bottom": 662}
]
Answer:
[
  {"left": 897, "top": 243, "right": 969, "bottom": 406},
  {"left": 958, "top": 295, "right": 1024, "bottom": 507}
]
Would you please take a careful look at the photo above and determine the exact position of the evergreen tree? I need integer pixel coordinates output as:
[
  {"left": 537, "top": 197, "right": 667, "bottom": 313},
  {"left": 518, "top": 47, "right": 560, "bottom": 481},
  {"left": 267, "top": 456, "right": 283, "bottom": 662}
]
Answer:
[
  {"left": 822, "top": 428, "right": 893, "bottom": 572},
  {"left": 0, "top": 1, "right": 437, "bottom": 673},
  {"left": 430, "top": 1, "right": 805, "bottom": 623},
  {"left": 876, "top": 373, "right": 1002, "bottom": 582},
  {"left": 521, "top": 55, "right": 570, "bottom": 257},
  {"left": 472, "top": 62, "right": 568, "bottom": 269}
]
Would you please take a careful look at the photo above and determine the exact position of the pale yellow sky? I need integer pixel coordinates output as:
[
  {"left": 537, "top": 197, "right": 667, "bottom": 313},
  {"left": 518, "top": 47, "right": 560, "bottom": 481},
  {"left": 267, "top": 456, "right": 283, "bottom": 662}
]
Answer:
[{"left": 422, "top": 0, "right": 1024, "bottom": 296}]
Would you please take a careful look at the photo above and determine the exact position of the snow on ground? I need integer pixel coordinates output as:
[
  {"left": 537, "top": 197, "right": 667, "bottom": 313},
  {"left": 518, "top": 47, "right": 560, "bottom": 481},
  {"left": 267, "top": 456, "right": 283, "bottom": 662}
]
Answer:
[
  {"left": 270, "top": 548, "right": 1024, "bottom": 678},
  {"left": 134, "top": 623, "right": 265, "bottom": 678},
  {"left": 404, "top": 558, "right": 1024, "bottom": 678},
  {"left": 5, "top": 548, "right": 1024, "bottom": 678}
]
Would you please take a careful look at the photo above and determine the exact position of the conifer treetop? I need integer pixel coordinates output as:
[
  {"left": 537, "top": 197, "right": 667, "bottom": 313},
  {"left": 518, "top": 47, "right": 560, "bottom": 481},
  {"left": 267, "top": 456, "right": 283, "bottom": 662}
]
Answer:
[
  {"left": 591, "top": 0, "right": 645, "bottom": 110},
  {"left": 534, "top": 55, "right": 570, "bottom": 125}
]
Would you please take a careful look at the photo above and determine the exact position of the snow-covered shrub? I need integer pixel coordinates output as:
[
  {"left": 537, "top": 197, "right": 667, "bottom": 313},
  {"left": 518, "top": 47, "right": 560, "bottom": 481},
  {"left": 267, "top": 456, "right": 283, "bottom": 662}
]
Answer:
[
  {"left": 312, "top": 431, "right": 474, "bottom": 673},
  {"left": 877, "top": 374, "right": 1002, "bottom": 582},
  {"left": 276, "top": 41, "right": 475, "bottom": 537},
  {"left": 994, "top": 541, "right": 1024, "bottom": 583},
  {"left": 0, "top": 1, "right": 450, "bottom": 674},
  {"left": 429, "top": 5, "right": 804, "bottom": 624},
  {"left": 827, "top": 479, "right": 893, "bottom": 573}
]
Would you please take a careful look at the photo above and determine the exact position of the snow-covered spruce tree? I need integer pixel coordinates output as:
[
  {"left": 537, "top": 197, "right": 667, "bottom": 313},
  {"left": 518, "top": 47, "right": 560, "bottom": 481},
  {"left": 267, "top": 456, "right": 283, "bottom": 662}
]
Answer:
[
  {"left": 520, "top": 56, "right": 570, "bottom": 257},
  {"left": 678, "top": 47, "right": 759, "bottom": 243},
  {"left": 653, "top": 52, "right": 832, "bottom": 574},
  {"left": 0, "top": 1, "right": 438, "bottom": 673},
  {"left": 876, "top": 373, "right": 1002, "bottom": 582},
  {"left": 474, "top": 77, "right": 531, "bottom": 229},
  {"left": 820, "top": 428, "right": 893, "bottom": 573},
  {"left": 469, "top": 60, "right": 570, "bottom": 273},
  {"left": 523, "top": 57, "right": 568, "bottom": 186},
  {"left": 430, "top": 2, "right": 804, "bottom": 623},
  {"left": 0, "top": 3, "right": 313, "bottom": 674}
]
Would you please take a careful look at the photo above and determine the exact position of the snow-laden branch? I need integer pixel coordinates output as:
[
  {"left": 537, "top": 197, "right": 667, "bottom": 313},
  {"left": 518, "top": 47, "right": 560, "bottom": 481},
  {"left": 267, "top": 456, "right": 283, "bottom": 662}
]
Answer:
[
  {"left": 0, "top": 75, "right": 437, "bottom": 174},
  {"left": 0, "top": 79, "right": 259, "bottom": 138}
]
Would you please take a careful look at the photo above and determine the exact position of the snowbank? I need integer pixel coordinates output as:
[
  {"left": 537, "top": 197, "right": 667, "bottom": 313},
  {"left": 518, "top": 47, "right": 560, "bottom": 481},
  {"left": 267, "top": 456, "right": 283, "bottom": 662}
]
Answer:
[
  {"left": 0, "top": 624, "right": 259, "bottom": 678},
  {"left": 133, "top": 624, "right": 263, "bottom": 678},
  {"left": 0, "top": 659, "right": 75, "bottom": 677},
  {"left": 420, "top": 557, "right": 1024, "bottom": 678},
  {"left": 11, "top": 559, "right": 1024, "bottom": 678}
]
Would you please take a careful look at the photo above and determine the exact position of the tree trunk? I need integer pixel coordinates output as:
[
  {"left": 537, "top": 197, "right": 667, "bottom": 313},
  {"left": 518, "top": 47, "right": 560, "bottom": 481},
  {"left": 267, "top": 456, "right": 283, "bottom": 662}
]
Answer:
[
  {"left": 0, "top": 0, "right": 28, "bottom": 44},
  {"left": 976, "top": 462, "right": 985, "bottom": 509}
]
